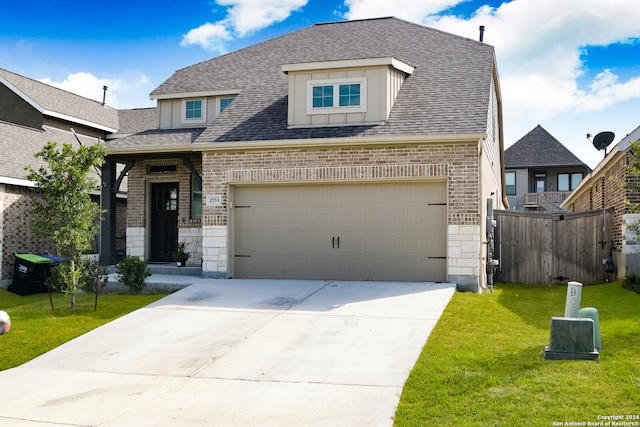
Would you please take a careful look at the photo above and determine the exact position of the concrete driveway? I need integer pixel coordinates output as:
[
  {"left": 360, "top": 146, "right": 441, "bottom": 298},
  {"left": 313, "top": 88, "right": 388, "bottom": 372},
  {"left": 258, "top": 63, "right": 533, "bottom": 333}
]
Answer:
[{"left": 0, "top": 279, "right": 455, "bottom": 426}]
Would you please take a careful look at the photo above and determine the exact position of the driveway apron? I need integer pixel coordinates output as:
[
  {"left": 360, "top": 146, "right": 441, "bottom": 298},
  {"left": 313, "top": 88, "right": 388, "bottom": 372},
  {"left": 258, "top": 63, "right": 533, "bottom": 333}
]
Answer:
[{"left": 0, "top": 279, "right": 455, "bottom": 426}]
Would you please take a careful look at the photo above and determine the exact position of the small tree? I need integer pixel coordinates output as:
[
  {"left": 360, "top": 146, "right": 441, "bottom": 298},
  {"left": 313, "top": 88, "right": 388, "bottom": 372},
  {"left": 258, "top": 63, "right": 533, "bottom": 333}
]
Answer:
[
  {"left": 625, "top": 140, "right": 640, "bottom": 212},
  {"left": 26, "top": 141, "right": 108, "bottom": 309}
]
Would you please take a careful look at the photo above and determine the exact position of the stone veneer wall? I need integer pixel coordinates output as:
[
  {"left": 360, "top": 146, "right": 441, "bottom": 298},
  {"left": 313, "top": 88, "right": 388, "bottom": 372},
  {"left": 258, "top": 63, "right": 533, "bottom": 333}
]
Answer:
[
  {"left": 199, "top": 142, "right": 482, "bottom": 285},
  {"left": 622, "top": 213, "right": 640, "bottom": 278}
]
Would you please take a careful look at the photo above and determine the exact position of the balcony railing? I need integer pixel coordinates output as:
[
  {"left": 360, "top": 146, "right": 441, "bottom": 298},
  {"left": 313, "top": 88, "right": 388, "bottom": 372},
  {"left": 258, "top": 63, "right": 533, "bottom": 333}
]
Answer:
[{"left": 524, "top": 192, "right": 571, "bottom": 213}]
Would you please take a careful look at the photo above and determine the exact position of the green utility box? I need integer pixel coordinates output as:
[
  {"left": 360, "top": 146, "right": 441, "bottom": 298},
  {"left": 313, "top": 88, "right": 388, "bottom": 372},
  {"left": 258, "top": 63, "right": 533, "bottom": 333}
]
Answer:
[{"left": 8, "top": 253, "right": 54, "bottom": 296}]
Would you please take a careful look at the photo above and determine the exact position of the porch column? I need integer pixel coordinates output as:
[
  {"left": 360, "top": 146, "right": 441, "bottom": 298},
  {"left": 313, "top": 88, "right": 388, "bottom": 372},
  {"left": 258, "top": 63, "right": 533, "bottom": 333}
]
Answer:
[{"left": 100, "top": 159, "right": 117, "bottom": 265}]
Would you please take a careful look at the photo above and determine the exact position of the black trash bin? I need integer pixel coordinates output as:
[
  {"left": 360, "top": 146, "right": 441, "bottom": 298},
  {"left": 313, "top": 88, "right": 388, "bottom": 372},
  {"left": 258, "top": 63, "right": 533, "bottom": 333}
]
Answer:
[{"left": 8, "top": 253, "right": 54, "bottom": 296}]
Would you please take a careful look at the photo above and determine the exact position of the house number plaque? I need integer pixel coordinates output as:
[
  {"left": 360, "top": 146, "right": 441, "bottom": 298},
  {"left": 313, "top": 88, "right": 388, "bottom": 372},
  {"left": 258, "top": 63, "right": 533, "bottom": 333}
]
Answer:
[{"left": 206, "top": 195, "right": 222, "bottom": 207}]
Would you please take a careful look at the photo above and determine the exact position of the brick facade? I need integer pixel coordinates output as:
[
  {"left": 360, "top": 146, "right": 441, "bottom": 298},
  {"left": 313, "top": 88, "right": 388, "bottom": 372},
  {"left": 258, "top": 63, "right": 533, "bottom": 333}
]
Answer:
[
  {"left": 201, "top": 143, "right": 481, "bottom": 226},
  {"left": 124, "top": 141, "right": 490, "bottom": 287},
  {"left": 567, "top": 155, "right": 632, "bottom": 252},
  {"left": 1, "top": 185, "right": 54, "bottom": 282},
  {"left": 1, "top": 184, "right": 127, "bottom": 284},
  {"left": 566, "top": 152, "right": 640, "bottom": 278}
]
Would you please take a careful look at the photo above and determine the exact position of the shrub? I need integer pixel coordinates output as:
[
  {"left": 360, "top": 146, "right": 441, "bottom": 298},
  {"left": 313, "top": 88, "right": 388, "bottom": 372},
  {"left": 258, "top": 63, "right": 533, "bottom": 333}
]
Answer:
[
  {"left": 621, "top": 273, "right": 640, "bottom": 294},
  {"left": 115, "top": 256, "right": 151, "bottom": 293},
  {"left": 50, "top": 257, "right": 108, "bottom": 294}
]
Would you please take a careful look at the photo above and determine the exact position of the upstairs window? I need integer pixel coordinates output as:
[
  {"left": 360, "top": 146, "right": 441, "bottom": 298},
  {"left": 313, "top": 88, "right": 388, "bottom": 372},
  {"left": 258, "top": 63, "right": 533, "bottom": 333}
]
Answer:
[
  {"left": 558, "top": 172, "right": 583, "bottom": 191},
  {"left": 505, "top": 171, "right": 516, "bottom": 195},
  {"left": 185, "top": 100, "right": 202, "bottom": 119},
  {"left": 312, "top": 86, "right": 334, "bottom": 108},
  {"left": 219, "top": 97, "right": 234, "bottom": 113},
  {"left": 182, "top": 99, "right": 206, "bottom": 124},
  {"left": 339, "top": 83, "right": 360, "bottom": 107},
  {"left": 307, "top": 78, "right": 367, "bottom": 115}
]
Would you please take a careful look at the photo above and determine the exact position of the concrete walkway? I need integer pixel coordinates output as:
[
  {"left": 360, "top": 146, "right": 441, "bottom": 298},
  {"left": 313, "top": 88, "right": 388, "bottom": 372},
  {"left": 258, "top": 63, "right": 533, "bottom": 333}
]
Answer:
[{"left": 0, "top": 279, "right": 455, "bottom": 426}]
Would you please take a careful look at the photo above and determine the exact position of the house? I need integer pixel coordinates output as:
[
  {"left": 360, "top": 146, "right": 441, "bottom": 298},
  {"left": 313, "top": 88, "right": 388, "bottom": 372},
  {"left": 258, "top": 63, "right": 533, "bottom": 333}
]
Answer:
[
  {"left": 504, "top": 125, "right": 591, "bottom": 212},
  {"left": 102, "top": 17, "right": 507, "bottom": 292},
  {"left": 0, "top": 68, "right": 156, "bottom": 288},
  {"left": 562, "top": 125, "right": 640, "bottom": 279}
]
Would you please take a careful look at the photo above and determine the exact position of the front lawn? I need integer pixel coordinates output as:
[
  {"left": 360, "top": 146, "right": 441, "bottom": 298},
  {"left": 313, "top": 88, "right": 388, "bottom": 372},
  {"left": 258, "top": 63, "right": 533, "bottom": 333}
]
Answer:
[
  {"left": 0, "top": 289, "right": 166, "bottom": 371},
  {"left": 395, "top": 282, "right": 640, "bottom": 426}
]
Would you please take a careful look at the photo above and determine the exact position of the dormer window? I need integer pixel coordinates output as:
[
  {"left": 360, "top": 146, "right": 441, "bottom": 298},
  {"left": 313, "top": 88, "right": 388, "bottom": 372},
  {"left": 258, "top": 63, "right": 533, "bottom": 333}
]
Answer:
[
  {"left": 283, "top": 57, "right": 413, "bottom": 127},
  {"left": 218, "top": 97, "right": 234, "bottom": 114},
  {"left": 182, "top": 98, "right": 206, "bottom": 124},
  {"left": 306, "top": 78, "right": 367, "bottom": 115}
]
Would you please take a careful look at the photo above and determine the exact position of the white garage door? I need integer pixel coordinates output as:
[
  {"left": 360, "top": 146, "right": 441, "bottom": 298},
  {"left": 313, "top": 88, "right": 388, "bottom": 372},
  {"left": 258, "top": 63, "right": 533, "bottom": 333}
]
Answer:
[{"left": 232, "top": 181, "right": 447, "bottom": 281}]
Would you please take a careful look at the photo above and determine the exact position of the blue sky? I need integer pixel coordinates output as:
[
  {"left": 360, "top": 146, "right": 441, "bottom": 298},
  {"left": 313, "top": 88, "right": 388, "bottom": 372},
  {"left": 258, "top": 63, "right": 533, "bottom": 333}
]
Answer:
[{"left": 1, "top": 0, "right": 639, "bottom": 169}]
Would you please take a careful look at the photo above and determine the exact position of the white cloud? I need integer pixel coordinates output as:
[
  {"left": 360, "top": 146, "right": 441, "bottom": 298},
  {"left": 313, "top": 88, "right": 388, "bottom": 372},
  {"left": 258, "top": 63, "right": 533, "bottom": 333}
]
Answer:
[
  {"left": 420, "top": 0, "right": 640, "bottom": 117},
  {"left": 181, "top": 22, "right": 232, "bottom": 52},
  {"left": 221, "top": 0, "right": 308, "bottom": 36},
  {"left": 181, "top": 0, "right": 307, "bottom": 53},
  {"left": 345, "top": 0, "right": 640, "bottom": 167},
  {"left": 39, "top": 71, "right": 151, "bottom": 109},
  {"left": 343, "top": 0, "right": 462, "bottom": 21}
]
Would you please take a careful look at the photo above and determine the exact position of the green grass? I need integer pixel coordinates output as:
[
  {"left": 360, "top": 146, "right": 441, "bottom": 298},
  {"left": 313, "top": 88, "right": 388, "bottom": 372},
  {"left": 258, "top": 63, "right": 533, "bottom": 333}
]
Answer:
[
  {"left": 0, "top": 289, "right": 166, "bottom": 371},
  {"left": 394, "top": 282, "right": 640, "bottom": 427}
]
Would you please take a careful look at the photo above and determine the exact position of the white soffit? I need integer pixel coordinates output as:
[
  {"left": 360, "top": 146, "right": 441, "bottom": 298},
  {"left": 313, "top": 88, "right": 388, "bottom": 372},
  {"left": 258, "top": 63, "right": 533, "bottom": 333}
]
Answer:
[
  {"left": 282, "top": 57, "right": 415, "bottom": 75},
  {"left": 151, "top": 89, "right": 242, "bottom": 101}
]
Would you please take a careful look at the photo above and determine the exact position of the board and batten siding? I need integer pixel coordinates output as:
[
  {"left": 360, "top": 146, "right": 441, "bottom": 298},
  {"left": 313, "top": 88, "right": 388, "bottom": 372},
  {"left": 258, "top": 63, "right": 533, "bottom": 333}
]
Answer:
[{"left": 287, "top": 65, "right": 406, "bottom": 127}]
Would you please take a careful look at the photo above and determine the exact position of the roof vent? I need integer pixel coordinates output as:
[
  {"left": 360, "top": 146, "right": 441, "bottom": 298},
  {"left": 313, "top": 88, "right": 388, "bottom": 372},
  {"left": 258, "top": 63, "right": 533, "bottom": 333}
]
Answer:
[
  {"left": 479, "top": 25, "right": 485, "bottom": 42},
  {"left": 102, "top": 85, "right": 108, "bottom": 106}
]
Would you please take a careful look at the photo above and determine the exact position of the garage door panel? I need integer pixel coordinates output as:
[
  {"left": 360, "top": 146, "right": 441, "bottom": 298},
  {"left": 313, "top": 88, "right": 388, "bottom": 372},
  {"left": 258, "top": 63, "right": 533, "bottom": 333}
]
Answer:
[{"left": 233, "top": 182, "right": 447, "bottom": 281}]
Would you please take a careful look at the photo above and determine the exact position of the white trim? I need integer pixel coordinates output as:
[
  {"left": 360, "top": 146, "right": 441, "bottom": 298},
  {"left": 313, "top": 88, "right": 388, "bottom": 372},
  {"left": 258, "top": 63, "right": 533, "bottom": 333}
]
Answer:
[
  {"left": 283, "top": 57, "right": 414, "bottom": 75},
  {"left": 0, "top": 176, "right": 36, "bottom": 187},
  {"left": 287, "top": 121, "right": 385, "bottom": 129},
  {"left": 181, "top": 98, "right": 207, "bottom": 125},
  {"left": 306, "top": 77, "right": 367, "bottom": 115},
  {"left": 0, "top": 75, "right": 118, "bottom": 133},
  {"left": 0, "top": 75, "right": 43, "bottom": 114},
  {"left": 151, "top": 89, "right": 241, "bottom": 101},
  {"left": 45, "top": 110, "right": 118, "bottom": 133},
  {"left": 107, "top": 133, "right": 487, "bottom": 155}
]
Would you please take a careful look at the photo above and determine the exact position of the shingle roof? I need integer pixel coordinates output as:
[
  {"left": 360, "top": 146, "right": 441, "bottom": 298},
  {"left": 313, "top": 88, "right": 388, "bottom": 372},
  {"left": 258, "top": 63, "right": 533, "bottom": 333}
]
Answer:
[
  {"left": 0, "top": 68, "right": 119, "bottom": 131},
  {"left": 505, "top": 125, "right": 590, "bottom": 169},
  {"left": 116, "top": 108, "right": 158, "bottom": 135},
  {"left": 0, "top": 120, "right": 101, "bottom": 181},
  {"left": 110, "top": 17, "right": 496, "bottom": 148},
  {"left": 106, "top": 127, "right": 205, "bottom": 149}
]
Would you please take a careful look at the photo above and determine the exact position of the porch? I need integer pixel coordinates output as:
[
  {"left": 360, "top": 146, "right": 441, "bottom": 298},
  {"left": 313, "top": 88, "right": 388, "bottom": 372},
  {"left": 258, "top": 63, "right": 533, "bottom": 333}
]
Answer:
[{"left": 523, "top": 191, "right": 571, "bottom": 213}]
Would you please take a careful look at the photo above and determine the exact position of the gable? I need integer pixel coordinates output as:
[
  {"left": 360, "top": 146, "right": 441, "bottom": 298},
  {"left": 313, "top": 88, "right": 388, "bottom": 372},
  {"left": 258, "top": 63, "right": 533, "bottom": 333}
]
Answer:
[
  {"left": 283, "top": 57, "right": 414, "bottom": 127},
  {"left": 0, "top": 68, "right": 119, "bottom": 133},
  {"left": 0, "top": 79, "right": 43, "bottom": 129},
  {"left": 505, "top": 125, "right": 589, "bottom": 169},
  {"left": 143, "top": 17, "right": 496, "bottom": 146}
]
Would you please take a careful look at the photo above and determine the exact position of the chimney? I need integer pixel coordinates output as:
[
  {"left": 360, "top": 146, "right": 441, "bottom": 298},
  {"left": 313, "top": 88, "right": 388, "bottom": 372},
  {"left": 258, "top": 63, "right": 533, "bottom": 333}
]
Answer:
[
  {"left": 479, "top": 25, "right": 485, "bottom": 42},
  {"left": 102, "top": 85, "right": 108, "bottom": 106}
]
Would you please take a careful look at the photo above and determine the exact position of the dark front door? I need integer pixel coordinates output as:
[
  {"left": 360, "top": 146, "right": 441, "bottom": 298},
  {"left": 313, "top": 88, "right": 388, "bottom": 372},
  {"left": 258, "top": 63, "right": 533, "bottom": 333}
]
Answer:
[{"left": 151, "top": 183, "right": 178, "bottom": 261}]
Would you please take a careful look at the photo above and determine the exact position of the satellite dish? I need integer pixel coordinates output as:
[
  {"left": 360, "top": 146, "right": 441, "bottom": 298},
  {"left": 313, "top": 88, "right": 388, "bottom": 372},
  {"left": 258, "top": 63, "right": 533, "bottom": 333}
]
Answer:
[{"left": 592, "top": 131, "right": 615, "bottom": 152}]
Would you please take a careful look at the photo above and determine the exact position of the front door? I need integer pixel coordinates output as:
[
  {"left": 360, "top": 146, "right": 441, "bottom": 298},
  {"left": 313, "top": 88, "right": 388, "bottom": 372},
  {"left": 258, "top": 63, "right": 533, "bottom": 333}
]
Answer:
[
  {"left": 534, "top": 172, "right": 546, "bottom": 193},
  {"left": 151, "top": 183, "right": 178, "bottom": 261}
]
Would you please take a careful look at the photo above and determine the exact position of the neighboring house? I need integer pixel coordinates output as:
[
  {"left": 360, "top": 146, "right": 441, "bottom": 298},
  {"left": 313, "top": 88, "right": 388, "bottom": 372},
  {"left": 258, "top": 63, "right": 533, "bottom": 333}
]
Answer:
[
  {"left": 504, "top": 125, "right": 591, "bottom": 212},
  {"left": 0, "top": 68, "right": 156, "bottom": 288},
  {"left": 562, "top": 125, "right": 640, "bottom": 278},
  {"left": 103, "top": 17, "right": 507, "bottom": 292}
]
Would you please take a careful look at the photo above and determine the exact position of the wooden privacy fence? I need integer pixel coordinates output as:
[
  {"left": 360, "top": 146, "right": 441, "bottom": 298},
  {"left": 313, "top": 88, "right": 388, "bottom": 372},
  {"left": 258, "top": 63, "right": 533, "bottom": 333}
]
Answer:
[{"left": 494, "top": 208, "right": 614, "bottom": 285}]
